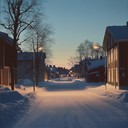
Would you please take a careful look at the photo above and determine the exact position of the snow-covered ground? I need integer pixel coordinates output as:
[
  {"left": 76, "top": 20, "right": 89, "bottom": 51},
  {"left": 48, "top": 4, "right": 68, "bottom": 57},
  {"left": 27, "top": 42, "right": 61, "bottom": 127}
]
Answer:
[{"left": 0, "top": 77, "right": 128, "bottom": 128}]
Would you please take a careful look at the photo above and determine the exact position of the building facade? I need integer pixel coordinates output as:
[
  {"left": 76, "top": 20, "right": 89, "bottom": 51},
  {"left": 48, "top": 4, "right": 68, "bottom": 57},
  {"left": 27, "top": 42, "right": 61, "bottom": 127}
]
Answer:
[
  {"left": 0, "top": 32, "right": 17, "bottom": 86},
  {"left": 103, "top": 22, "right": 128, "bottom": 89},
  {"left": 86, "top": 58, "right": 105, "bottom": 82},
  {"left": 17, "top": 52, "right": 46, "bottom": 83}
]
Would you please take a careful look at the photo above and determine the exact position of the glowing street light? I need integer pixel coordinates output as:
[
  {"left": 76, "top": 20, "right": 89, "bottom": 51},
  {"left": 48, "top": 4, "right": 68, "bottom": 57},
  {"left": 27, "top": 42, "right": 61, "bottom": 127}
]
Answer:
[
  {"left": 93, "top": 43, "right": 107, "bottom": 89},
  {"left": 38, "top": 46, "right": 44, "bottom": 52},
  {"left": 33, "top": 46, "right": 44, "bottom": 91},
  {"left": 93, "top": 43, "right": 100, "bottom": 50},
  {"left": 92, "top": 43, "right": 100, "bottom": 59}
]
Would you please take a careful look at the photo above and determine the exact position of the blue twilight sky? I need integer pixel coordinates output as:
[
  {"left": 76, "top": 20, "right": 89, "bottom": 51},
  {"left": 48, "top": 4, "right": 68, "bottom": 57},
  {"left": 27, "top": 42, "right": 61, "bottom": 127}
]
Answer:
[{"left": 44, "top": 0, "right": 128, "bottom": 69}]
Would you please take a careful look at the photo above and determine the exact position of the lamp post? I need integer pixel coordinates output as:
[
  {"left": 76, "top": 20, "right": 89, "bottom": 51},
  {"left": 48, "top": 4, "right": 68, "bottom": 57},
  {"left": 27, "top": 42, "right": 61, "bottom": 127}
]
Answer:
[
  {"left": 92, "top": 43, "right": 107, "bottom": 89},
  {"left": 38, "top": 46, "right": 43, "bottom": 52},
  {"left": 92, "top": 43, "right": 100, "bottom": 59},
  {"left": 36, "top": 46, "right": 43, "bottom": 85},
  {"left": 80, "top": 51, "right": 86, "bottom": 78},
  {"left": 33, "top": 45, "right": 43, "bottom": 91}
]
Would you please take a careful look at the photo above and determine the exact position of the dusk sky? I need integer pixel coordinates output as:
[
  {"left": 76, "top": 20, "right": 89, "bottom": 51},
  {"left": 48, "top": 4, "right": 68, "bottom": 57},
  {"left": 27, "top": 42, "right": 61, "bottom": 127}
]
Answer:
[{"left": 45, "top": 0, "right": 128, "bottom": 69}]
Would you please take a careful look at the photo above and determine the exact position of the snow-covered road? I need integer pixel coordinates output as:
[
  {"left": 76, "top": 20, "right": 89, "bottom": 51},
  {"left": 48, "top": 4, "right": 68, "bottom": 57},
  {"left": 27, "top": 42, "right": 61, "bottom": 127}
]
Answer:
[{"left": 14, "top": 78, "right": 128, "bottom": 128}]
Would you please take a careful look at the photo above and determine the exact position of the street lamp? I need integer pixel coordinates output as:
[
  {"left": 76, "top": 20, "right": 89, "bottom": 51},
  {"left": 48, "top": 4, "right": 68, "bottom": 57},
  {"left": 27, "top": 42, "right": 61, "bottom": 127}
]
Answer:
[
  {"left": 92, "top": 43, "right": 107, "bottom": 89},
  {"left": 33, "top": 46, "right": 44, "bottom": 91},
  {"left": 80, "top": 51, "right": 86, "bottom": 78},
  {"left": 92, "top": 43, "right": 100, "bottom": 59},
  {"left": 38, "top": 46, "right": 44, "bottom": 52}
]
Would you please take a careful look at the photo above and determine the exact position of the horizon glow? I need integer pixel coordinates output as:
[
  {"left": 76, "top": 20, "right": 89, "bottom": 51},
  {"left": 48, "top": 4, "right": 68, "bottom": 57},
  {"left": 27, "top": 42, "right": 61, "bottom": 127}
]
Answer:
[{"left": 44, "top": 0, "right": 128, "bottom": 69}]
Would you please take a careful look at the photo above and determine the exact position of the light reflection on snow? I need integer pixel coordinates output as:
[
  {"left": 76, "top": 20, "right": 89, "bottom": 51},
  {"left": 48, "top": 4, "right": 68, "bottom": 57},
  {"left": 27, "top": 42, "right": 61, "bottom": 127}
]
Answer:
[{"left": 1, "top": 78, "right": 128, "bottom": 128}]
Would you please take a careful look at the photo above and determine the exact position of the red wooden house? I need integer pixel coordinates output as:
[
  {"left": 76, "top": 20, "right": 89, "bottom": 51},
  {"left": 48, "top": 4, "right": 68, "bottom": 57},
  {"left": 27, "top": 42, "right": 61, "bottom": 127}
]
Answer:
[
  {"left": 86, "top": 58, "right": 105, "bottom": 82},
  {"left": 0, "top": 32, "right": 17, "bottom": 86},
  {"left": 103, "top": 22, "right": 128, "bottom": 89}
]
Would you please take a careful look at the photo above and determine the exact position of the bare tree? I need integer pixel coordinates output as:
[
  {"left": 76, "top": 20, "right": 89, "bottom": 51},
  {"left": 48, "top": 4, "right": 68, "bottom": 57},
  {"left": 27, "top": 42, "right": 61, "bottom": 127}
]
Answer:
[
  {"left": 76, "top": 40, "right": 93, "bottom": 60},
  {"left": 0, "top": 0, "right": 41, "bottom": 90},
  {"left": 68, "top": 56, "right": 79, "bottom": 68},
  {"left": 76, "top": 40, "right": 105, "bottom": 60},
  {"left": 23, "top": 12, "right": 54, "bottom": 61},
  {"left": 21, "top": 13, "right": 54, "bottom": 87}
]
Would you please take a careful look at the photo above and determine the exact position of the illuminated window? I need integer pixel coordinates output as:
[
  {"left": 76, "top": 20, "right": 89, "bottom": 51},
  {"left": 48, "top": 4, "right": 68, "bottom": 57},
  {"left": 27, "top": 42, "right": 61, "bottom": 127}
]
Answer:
[
  {"left": 115, "top": 47, "right": 118, "bottom": 61},
  {"left": 108, "top": 68, "right": 110, "bottom": 82},
  {"left": 108, "top": 52, "right": 110, "bottom": 64},
  {"left": 111, "top": 49, "right": 113, "bottom": 62},
  {"left": 111, "top": 68, "right": 113, "bottom": 83},
  {"left": 113, "top": 48, "right": 115, "bottom": 62},
  {"left": 116, "top": 68, "right": 118, "bottom": 83}
]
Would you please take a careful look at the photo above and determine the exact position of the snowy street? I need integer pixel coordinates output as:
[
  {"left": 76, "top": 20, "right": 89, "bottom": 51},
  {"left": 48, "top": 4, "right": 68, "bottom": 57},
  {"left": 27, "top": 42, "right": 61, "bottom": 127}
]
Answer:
[{"left": 13, "top": 78, "right": 128, "bottom": 128}]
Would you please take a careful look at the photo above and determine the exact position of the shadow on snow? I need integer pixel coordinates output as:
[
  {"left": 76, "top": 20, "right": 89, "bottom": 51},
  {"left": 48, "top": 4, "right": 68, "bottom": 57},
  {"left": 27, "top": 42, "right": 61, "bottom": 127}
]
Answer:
[{"left": 44, "top": 79, "right": 105, "bottom": 92}]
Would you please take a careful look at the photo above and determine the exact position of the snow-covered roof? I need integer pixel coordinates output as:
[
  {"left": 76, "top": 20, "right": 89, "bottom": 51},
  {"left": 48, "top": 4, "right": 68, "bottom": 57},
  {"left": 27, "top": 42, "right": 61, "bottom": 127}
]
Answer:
[
  {"left": 106, "top": 25, "right": 128, "bottom": 42},
  {"left": 87, "top": 58, "right": 105, "bottom": 71},
  {"left": 50, "top": 67, "right": 58, "bottom": 73},
  {"left": 0, "top": 31, "right": 13, "bottom": 45},
  {"left": 103, "top": 23, "right": 128, "bottom": 50},
  {"left": 18, "top": 52, "right": 46, "bottom": 61},
  {"left": 80, "top": 58, "right": 96, "bottom": 65}
]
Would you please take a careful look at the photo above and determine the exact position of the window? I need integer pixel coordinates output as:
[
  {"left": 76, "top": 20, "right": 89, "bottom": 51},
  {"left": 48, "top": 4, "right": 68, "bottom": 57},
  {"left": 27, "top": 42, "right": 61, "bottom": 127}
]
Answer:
[
  {"left": 108, "top": 68, "right": 110, "bottom": 82},
  {"left": 111, "top": 49, "right": 113, "bottom": 62},
  {"left": 113, "top": 48, "right": 115, "bottom": 62},
  {"left": 108, "top": 51, "right": 110, "bottom": 64},
  {"left": 115, "top": 47, "right": 118, "bottom": 61},
  {"left": 111, "top": 68, "right": 113, "bottom": 83},
  {"left": 113, "top": 47, "right": 118, "bottom": 61},
  {"left": 116, "top": 68, "right": 118, "bottom": 83}
]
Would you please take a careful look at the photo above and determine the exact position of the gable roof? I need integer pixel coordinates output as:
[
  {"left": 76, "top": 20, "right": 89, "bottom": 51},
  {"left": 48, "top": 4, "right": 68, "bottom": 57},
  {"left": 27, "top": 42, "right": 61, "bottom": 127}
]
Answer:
[
  {"left": 0, "top": 32, "right": 13, "bottom": 45},
  {"left": 87, "top": 58, "right": 105, "bottom": 71},
  {"left": 106, "top": 26, "right": 128, "bottom": 42},
  {"left": 103, "top": 23, "right": 128, "bottom": 50}
]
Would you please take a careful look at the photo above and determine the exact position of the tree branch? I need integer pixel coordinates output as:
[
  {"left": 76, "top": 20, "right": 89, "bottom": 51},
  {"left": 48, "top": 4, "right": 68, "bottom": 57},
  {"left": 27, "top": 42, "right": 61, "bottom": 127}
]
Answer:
[{"left": 17, "top": 20, "right": 34, "bottom": 40}]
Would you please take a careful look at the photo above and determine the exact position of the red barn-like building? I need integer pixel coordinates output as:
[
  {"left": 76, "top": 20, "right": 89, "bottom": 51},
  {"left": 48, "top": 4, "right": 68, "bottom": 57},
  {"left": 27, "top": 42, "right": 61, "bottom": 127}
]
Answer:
[
  {"left": 0, "top": 32, "right": 17, "bottom": 86},
  {"left": 103, "top": 22, "right": 128, "bottom": 89}
]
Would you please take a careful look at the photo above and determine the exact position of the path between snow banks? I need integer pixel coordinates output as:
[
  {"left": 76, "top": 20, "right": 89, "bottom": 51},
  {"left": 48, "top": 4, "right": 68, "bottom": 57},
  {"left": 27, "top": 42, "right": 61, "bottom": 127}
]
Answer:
[{"left": 14, "top": 79, "right": 128, "bottom": 128}]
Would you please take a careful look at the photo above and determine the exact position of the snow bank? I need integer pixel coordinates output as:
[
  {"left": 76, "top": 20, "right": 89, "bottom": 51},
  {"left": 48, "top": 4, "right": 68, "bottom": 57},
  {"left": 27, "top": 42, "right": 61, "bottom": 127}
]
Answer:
[
  {"left": 17, "top": 79, "right": 45, "bottom": 89},
  {"left": 116, "top": 92, "right": 128, "bottom": 108},
  {"left": 0, "top": 91, "right": 27, "bottom": 104},
  {"left": 118, "top": 92, "right": 128, "bottom": 103},
  {"left": 0, "top": 86, "right": 30, "bottom": 128},
  {"left": 0, "top": 85, "right": 10, "bottom": 91},
  {"left": 93, "top": 84, "right": 128, "bottom": 109},
  {"left": 17, "top": 79, "right": 34, "bottom": 86}
]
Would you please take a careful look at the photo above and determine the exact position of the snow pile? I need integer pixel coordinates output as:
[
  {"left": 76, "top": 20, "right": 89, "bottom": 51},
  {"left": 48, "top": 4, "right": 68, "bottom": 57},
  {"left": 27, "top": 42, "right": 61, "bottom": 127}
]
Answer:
[
  {"left": 0, "top": 85, "right": 10, "bottom": 91},
  {"left": 0, "top": 86, "right": 30, "bottom": 128},
  {"left": 17, "top": 79, "right": 45, "bottom": 89},
  {"left": 17, "top": 79, "right": 34, "bottom": 86},
  {"left": 0, "top": 91, "right": 27, "bottom": 103},
  {"left": 105, "top": 91, "right": 128, "bottom": 107},
  {"left": 94, "top": 84, "right": 128, "bottom": 109},
  {"left": 117, "top": 92, "right": 128, "bottom": 106}
]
